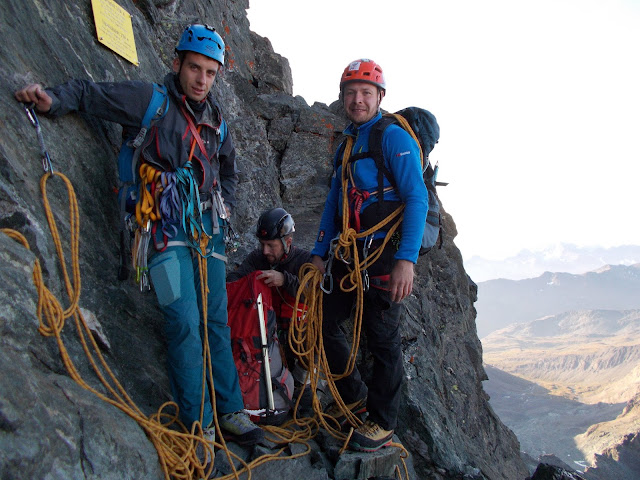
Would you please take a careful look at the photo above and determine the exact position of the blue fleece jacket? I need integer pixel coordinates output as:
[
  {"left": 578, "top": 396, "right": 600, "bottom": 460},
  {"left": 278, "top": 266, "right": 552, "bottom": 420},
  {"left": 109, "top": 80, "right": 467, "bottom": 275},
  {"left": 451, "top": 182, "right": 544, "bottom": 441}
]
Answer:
[{"left": 312, "top": 112, "right": 428, "bottom": 263}]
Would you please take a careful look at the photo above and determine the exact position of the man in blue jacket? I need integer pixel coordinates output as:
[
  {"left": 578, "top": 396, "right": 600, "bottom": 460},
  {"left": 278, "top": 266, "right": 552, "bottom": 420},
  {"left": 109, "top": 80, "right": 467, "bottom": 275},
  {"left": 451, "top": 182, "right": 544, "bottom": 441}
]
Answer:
[
  {"left": 15, "top": 24, "right": 263, "bottom": 447},
  {"left": 311, "top": 59, "right": 428, "bottom": 452}
]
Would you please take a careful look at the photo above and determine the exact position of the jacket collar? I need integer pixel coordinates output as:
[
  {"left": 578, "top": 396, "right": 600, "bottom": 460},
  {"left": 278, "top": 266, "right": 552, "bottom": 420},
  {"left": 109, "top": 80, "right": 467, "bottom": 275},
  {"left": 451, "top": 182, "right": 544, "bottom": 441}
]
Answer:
[
  {"left": 344, "top": 111, "right": 383, "bottom": 137},
  {"left": 164, "top": 72, "right": 221, "bottom": 130}
]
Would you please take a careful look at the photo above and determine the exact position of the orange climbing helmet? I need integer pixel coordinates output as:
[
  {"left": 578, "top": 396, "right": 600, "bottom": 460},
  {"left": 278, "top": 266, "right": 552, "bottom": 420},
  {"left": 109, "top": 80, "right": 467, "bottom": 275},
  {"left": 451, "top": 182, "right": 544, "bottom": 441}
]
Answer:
[{"left": 340, "top": 59, "right": 386, "bottom": 92}]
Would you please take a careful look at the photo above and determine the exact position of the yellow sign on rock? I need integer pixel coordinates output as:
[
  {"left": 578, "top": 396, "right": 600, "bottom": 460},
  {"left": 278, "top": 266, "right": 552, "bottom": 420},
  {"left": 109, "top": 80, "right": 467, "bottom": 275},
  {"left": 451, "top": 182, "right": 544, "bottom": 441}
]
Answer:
[{"left": 91, "top": 0, "right": 139, "bottom": 66}]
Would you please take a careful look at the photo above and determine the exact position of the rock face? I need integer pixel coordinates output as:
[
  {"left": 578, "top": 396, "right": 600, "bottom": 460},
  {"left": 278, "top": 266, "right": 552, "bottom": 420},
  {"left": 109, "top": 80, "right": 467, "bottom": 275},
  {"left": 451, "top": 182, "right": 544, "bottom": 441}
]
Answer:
[
  {"left": 0, "top": 0, "right": 528, "bottom": 479},
  {"left": 529, "top": 463, "right": 587, "bottom": 480}
]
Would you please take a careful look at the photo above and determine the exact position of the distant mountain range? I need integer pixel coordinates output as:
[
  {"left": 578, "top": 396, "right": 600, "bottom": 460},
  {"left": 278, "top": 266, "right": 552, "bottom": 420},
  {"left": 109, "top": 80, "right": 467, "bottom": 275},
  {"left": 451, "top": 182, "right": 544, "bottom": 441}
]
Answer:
[
  {"left": 475, "top": 263, "right": 640, "bottom": 338},
  {"left": 465, "top": 244, "right": 640, "bottom": 282}
]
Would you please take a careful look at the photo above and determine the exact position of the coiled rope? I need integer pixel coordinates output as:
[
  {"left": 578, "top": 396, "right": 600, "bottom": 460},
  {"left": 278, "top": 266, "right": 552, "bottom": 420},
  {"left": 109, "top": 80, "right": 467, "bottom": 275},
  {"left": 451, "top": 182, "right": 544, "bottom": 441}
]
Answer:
[
  {"left": 1, "top": 171, "right": 223, "bottom": 479},
  {"left": 5, "top": 104, "right": 330, "bottom": 478},
  {"left": 4, "top": 122, "right": 416, "bottom": 477},
  {"left": 0, "top": 170, "right": 267, "bottom": 479},
  {"left": 1, "top": 169, "right": 329, "bottom": 478}
]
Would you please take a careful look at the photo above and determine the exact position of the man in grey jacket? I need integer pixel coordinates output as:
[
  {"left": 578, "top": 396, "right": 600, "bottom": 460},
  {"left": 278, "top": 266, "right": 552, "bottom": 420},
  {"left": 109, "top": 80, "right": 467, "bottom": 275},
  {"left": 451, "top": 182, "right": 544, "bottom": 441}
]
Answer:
[
  {"left": 227, "top": 208, "right": 314, "bottom": 411},
  {"left": 15, "top": 24, "right": 263, "bottom": 447},
  {"left": 228, "top": 208, "right": 311, "bottom": 368}
]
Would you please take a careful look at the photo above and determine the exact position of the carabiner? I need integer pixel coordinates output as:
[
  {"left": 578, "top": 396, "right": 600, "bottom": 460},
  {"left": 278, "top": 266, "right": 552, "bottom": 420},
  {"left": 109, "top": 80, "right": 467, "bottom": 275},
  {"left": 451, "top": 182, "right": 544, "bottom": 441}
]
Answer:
[
  {"left": 125, "top": 214, "right": 138, "bottom": 235},
  {"left": 362, "top": 269, "right": 370, "bottom": 292},
  {"left": 137, "top": 221, "right": 152, "bottom": 292},
  {"left": 214, "top": 189, "right": 227, "bottom": 219},
  {"left": 321, "top": 271, "right": 333, "bottom": 295},
  {"left": 320, "top": 246, "right": 335, "bottom": 294},
  {"left": 24, "top": 103, "right": 38, "bottom": 127},
  {"left": 362, "top": 234, "right": 374, "bottom": 260},
  {"left": 23, "top": 103, "right": 54, "bottom": 173},
  {"left": 223, "top": 221, "right": 240, "bottom": 254}
]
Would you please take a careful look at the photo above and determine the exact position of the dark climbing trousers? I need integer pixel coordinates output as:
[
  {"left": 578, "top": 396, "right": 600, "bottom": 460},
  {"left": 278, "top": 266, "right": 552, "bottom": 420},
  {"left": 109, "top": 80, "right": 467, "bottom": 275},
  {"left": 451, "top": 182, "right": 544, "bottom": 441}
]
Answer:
[{"left": 322, "top": 278, "right": 404, "bottom": 431}]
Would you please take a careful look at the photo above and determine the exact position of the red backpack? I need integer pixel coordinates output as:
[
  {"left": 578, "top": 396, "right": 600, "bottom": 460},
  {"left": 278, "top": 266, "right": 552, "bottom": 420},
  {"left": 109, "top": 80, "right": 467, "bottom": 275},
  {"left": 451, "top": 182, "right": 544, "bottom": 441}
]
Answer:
[{"left": 226, "top": 271, "right": 294, "bottom": 425}]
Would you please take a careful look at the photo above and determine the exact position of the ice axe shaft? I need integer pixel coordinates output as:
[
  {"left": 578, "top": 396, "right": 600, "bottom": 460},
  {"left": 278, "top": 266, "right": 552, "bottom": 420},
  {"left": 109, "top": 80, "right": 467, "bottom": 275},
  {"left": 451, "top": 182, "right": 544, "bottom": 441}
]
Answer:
[{"left": 256, "top": 293, "right": 275, "bottom": 411}]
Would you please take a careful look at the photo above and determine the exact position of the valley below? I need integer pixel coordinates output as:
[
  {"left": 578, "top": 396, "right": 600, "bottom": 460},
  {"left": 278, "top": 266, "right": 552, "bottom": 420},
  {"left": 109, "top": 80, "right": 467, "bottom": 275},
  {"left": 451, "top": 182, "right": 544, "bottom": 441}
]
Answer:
[
  {"left": 480, "top": 309, "right": 640, "bottom": 478},
  {"left": 483, "top": 364, "right": 626, "bottom": 467}
]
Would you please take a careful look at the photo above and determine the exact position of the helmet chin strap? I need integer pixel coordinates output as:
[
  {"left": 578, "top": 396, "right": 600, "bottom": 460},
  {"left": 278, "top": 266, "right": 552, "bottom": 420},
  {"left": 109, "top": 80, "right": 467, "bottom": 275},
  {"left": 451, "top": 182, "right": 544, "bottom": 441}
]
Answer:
[{"left": 281, "top": 236, "right": 292, "bottom": 257}]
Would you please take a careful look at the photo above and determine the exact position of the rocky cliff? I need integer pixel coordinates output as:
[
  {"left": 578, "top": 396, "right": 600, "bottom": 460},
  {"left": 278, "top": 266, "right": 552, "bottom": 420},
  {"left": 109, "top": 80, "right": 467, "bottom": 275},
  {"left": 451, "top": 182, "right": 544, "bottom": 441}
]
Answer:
[
  {"left": 578, "top": 394, "right": 640, "bottom": 480},
  {"left": 0, "top": 0, "right": 528, "bottom": 479}
]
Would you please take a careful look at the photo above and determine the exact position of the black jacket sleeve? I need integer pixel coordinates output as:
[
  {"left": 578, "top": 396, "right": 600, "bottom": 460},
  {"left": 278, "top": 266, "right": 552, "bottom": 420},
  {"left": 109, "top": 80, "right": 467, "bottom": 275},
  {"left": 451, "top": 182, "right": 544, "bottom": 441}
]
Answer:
[
  {"left": 46, "top": 79, "right": 153, "bottom": 128},
  {"left": 227, "top": 249, "right": 266, "bottom": 283},
  {"left": 279, "top": 247, "right": 314, "bottom": 299},
  {"left": 218, "top": 128, "right": 238, "bottom": 212}
]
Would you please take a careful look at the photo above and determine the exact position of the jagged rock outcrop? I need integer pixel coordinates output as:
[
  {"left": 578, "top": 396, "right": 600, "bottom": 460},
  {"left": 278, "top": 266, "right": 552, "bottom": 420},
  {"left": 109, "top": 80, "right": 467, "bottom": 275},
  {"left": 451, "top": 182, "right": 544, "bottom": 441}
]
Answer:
[
  {"left": 529, "top": 463, "right": 587, "bottom": 480},
  {"left": 582, "top": 432, "right": 640, "bottom": 480},
  {"left": 578, "top": 394, "right": 640, "bottom": 480},
  {"left": 0, "top": 0, "right": 528, "bottom": 478}
]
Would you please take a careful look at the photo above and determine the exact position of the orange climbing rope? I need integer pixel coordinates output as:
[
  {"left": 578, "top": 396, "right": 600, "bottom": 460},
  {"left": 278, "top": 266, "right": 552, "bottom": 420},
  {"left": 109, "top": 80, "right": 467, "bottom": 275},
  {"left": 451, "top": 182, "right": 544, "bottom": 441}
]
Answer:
[
  {"left": 2, "top": 172, "right": 217, "bottom": 479},
  {"left": 5, "top": 107, "right": 415, "bottom": 477},
  {"left": 287, "top": 136, "right": 410, "bottom": 474},
  {"left": 1, "top": 168, "right": 329, "bottom": 479},
  {"left": 6, "top": 105, "right": 330, "bottom": 479}
]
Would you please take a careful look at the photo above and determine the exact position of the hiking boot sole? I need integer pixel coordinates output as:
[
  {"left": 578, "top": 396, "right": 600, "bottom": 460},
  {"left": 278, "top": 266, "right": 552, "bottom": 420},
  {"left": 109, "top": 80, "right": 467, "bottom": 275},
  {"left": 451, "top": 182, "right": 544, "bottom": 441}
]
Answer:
[{"left": 348, "top": 434, "right": 393, "bottom": 452}]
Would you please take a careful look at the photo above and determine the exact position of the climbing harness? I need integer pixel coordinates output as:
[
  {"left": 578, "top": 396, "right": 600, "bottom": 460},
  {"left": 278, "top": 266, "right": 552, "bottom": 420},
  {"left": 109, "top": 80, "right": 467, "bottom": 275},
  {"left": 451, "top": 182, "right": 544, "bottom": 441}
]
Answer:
[
  {"left": 130, "top": 132, "right": 216, "bottom": 290},
  {"left": 319, "top": 135, "right": 404, "bottom": 297}
]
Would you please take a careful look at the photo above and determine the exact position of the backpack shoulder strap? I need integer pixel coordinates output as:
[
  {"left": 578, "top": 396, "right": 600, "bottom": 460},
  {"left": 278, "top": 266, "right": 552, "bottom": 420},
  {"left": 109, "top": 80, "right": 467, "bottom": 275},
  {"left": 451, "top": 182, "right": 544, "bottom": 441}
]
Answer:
[
  {"left": 368, "top": 115, "right": 400, "bottom": 196},
  {"left": 126, "top": 83, "right": 169, "bottom": 181},
  {"left": 132, "top": 83, "right": 169, "bottom": 149}
]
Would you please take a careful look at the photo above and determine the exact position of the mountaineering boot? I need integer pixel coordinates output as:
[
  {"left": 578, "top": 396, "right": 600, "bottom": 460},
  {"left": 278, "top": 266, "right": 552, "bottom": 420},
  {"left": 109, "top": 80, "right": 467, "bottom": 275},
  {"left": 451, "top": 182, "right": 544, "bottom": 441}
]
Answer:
[
  {"left": 324, "top": 397, "right": 367, "bottom": 429},
  {"left": 203, "top": 424, "right": 215, "bottom": 444},
  {"left": 196, "top": 425, "right": 217, "bottom": 479},
  {"left": 219, "top": 411, "right": 264, "bottom": 445},
  {"left": 348, "top": 419, "right": 394, "bottom": 452}
]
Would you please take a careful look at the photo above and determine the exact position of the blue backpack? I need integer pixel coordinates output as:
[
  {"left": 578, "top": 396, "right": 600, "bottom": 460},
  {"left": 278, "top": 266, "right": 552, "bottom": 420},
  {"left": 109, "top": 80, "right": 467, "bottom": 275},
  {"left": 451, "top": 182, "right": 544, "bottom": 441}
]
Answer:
[{"left": 117, "top": 83, "right": 169, "bottom": 280}]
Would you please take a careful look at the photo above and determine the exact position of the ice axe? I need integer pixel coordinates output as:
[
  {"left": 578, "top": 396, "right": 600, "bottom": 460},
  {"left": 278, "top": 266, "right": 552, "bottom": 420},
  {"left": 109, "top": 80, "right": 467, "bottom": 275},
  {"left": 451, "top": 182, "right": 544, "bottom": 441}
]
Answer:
[{"left": 256, "top": 293, "right": 275, "bottom": 411}]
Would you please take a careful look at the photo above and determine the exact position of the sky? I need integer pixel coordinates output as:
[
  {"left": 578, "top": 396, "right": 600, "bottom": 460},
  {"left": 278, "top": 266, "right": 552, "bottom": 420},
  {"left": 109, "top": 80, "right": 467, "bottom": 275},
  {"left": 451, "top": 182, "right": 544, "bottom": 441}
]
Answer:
[{"left": 246, "top": 0, "right": 640, "bottom": 261}]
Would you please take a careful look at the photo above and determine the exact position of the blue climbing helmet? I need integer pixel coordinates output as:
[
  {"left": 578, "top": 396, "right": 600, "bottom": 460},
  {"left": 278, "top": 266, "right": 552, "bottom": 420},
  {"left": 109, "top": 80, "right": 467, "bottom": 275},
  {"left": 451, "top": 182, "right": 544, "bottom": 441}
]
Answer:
[{"left": 175, "top": 24, "right": 225, "bottom": 65}]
